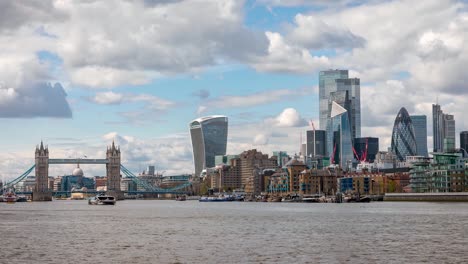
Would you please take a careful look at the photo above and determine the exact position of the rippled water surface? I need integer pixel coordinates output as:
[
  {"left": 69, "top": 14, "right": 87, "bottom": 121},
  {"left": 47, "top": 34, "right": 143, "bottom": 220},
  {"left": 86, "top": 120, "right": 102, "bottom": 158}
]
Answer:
[{"left": 1, "top": 200, "right": 467, "bottom": 264}]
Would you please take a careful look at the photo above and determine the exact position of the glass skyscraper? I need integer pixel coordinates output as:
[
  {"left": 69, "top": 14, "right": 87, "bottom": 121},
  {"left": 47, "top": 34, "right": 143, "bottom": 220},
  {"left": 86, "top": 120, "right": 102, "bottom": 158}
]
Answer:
[
  {"left": 410, "top": 115, "right": 428, "bottom": 157},
  {"left": 444, "top": 114, "right": 455, "bottom": 151},
  {"left": 460, "top": 131, "right": 468, "bottom": 157},
  {"left": 319, "top": 70, "right": 361, "bottom": 141},
  {"left": 432, "top": 104, "right": 456, "bottom": 152},
  {"left": 327, "top": 101, "right": 353, "bottom": 169},
  {"left": 306, "top": 130, "right": 327, "bottom": 157},
  {"left": 391, "top": 108, "right": 417, "bottom": 161},
  {"left": 189, "top": 116, "right": 228, "bottom": 177},
  {"left": 353, "top": 137, "right": 379, "bottom": 162}
]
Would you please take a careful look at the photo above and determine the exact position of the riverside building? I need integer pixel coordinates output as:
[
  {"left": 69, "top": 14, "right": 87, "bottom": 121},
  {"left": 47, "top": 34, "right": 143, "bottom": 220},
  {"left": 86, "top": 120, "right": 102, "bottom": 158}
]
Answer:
[{"left": 239, "top": 149, "right": 278, "bottom": 194}]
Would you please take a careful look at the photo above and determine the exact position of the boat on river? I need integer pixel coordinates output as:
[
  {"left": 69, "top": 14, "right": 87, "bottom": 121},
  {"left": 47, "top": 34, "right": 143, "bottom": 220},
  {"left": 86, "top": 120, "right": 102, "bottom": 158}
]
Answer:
[
  {"left": 199, "top": 195, "right": 234, "bottom": 202},
  {"left": 88, "top": 194, "right": 116, "bottom": 205},
  {"left": 3, "top": 190, "right": 17, "bottom": 203},
  {"left": 16, "top": 195, "right": 28, "bottom": 202}
]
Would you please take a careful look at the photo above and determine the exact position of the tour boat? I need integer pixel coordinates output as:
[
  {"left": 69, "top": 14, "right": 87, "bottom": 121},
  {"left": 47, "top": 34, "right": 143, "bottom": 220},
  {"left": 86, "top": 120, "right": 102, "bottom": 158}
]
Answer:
[
  {"left": 3, "top": 190, "right": 17, "bottom": 203},
  {"left": 88, "top": 194, "right": 116, "bottom": 205},
  {"left": 199, "top": 195, "right": 234, "bottom": 202},
  {"left": 176, "top": 195, "right": 187, "bottom": 201},
  {"left": 16, "top": 195, "right": 28, "bottom": 202}
]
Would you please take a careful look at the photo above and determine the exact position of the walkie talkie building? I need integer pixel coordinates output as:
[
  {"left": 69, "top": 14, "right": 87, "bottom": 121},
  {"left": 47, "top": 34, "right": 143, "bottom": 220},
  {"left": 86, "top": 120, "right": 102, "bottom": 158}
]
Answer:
[{"left": 189, "top": 116, "right": 228, "bottom": 177}]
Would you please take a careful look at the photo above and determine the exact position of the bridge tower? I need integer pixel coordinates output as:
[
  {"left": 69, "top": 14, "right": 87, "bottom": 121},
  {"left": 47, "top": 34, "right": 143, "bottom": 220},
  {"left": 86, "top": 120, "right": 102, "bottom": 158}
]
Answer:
[
  {"left": 106, "top": 141, "right": 123, "bottom": 199},
  {"left": 33, "top": 141, "right": 52, "bottom": 201}
]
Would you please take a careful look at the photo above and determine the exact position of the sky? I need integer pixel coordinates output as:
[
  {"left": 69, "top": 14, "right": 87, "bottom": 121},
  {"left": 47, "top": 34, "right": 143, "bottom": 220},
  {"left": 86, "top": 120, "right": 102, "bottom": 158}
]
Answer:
[{"left": 1, "top": 0, "right": 468, "bottom": 180}]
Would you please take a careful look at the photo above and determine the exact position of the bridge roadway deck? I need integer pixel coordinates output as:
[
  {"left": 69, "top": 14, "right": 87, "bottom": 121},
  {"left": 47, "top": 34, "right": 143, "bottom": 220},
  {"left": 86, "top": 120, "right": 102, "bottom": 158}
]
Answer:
[{"left": 49, "top": 158, "right": 108, "bottom": 164}]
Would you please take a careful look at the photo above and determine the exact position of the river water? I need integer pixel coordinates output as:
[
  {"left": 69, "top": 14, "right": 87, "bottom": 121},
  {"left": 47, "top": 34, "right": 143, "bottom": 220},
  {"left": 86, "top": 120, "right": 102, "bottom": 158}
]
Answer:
[{"left": 1, "top": 200, "right": 467, "bottom": 264}]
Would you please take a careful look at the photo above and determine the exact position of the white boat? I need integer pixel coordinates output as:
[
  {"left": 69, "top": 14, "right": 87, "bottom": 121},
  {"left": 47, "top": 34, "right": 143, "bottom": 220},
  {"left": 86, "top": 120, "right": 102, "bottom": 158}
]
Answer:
[
  {"left": 199, "top": 194, "right": 235, "bottom": 202},
  {"left": 3, "top": 189, "right": 17, "bottom": 203},
  {"left": 88, "top": 194, "right": 116, "bottom": 205}
]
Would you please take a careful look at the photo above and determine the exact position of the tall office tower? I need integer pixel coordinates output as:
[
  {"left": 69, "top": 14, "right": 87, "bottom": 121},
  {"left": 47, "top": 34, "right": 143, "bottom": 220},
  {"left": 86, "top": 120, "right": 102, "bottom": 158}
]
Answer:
[
  {"left": 189, "top": 116, "right": 228, "bottom": 177},
  {"left": 319, "top": 70, "right": 361, "bottom": 140},
  {"left": 410, "top": 115, "right": 428, "bottom": 157},
  {"left": 353, "top": 137, "right": 379, "bottom": 162},
  {"left": 432, "top": 104, "right": 456, "bottom": 152},
  {"left": 460, "top": 131, "right": 468, "bottom": 156},
  {"left": 432, "top": 104, "right": 444, "bottom": 152},
  {"left": 443, "top": 114, "right": 455, "bottom": 152},
  {"left": 306, "top": 130, "right": 327, "bottom": 157},
  {"left": 327, "top": 101, "right": 353, "bottom": 169},
  {"left": 391, "top": 108, "right": 417, "bottom": 161}
]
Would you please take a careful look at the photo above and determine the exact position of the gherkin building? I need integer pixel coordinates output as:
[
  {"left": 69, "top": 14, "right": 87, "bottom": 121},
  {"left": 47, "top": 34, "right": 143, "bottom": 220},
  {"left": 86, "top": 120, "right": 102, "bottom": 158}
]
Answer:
[{"left": 391, "top": 108, "right": 417, "bottom": 161}]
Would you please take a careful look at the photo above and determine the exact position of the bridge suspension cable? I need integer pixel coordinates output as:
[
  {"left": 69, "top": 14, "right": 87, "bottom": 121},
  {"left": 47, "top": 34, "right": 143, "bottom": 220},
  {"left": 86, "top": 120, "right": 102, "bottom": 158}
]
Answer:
[
  {"left": 1, "top": 165, "right": 36, "bottom": 190},
  {"left": 120, "top": 165, "right": 192, "bottom": 193}
]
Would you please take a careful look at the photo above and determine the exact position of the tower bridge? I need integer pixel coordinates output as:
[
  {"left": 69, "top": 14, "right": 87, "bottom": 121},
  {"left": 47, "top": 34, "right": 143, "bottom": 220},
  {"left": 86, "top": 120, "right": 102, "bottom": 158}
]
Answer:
[{"left": 1, "top": 141, "right": 193, "bottom": 200}]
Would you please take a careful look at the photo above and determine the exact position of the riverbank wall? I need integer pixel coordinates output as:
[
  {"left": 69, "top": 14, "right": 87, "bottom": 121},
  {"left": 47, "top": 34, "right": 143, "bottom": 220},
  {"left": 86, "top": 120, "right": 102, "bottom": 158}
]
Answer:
[{"left": 384, "top": 192, "right": 468, "bottom": 202}]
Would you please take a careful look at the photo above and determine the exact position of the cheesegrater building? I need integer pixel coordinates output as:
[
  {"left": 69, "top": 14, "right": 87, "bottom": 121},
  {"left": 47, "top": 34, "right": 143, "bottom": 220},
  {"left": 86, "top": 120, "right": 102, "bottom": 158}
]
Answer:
[{"left": 189, "top": 116, "right": 228, "bottom": 177}]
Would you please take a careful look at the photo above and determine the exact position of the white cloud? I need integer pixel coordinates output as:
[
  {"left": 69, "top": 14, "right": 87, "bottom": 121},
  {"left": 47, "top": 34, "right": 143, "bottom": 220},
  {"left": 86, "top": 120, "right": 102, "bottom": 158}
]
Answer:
[
  {"left": 0, "top": 8, "right": 72, "bottom": 118},
  {"left": 288, "top": 14, "right": 365, "bottom": 49},
  {"left": 253, "top": 134, "right": 269, "bottom": 145},
  {"left": 0, "top": 87, "right": 18, "bottom": 103},
  {"left": 256, "top": 0, "right": 360, "bottom": 7},
  {"left": 198, "top": 87, "right": 313, "bottom": 114},
  {"left": 90, "top": 91, "right": 123, "bottom": 105},
  {"left": 266, "top": 108, "right": 307, "bottom": 127},
  {"left": 90, "top": 92, "right": 175, "bottom": 109},
  {"left": 250, "top": 31, "right": 330, "bottom": 73},
  {"left": 70, "top": 66, "right": 153, "bottom": 89},
  {"left": 48, "top": 0, "right": 269, "bottom": 87}
]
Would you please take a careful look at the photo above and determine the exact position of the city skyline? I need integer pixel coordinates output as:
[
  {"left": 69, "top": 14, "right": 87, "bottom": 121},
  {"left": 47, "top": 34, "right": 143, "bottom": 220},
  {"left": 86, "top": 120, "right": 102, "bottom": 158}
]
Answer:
[{"left": 1, "top": 0, "right": 468, "bottom": 179}]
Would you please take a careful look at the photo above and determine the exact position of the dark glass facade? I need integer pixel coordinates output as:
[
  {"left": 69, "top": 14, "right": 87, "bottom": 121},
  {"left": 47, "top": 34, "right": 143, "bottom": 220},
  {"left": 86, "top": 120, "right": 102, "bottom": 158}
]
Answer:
[
  {"left": 190, "top": 116, "right": 228, "bottom": 177},
  {"left": 353, "top": 137, "right": 379, "bottom": 162},
  {"left": 461, "top": 131, "right": 468, "bottom": 157},
  {"left": 391, "top": 108, "right": 417, "bottom": 161},
  {"left": 410, "top": 115, "right": 428, "bottom": 157},
  {"left": 306, "top": 130, "right": 327, "bottom": 157}
]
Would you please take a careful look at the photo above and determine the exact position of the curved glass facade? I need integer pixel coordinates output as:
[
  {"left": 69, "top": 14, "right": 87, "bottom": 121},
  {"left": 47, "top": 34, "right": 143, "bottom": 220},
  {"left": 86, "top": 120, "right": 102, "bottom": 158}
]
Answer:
[
  {"left": 391, "top": 108, "right": 417, "bottom": 161},
  {"left": 326, "top": 102, "right": 353, "bottom": 169},
  {"left": 190, "top": 116, "right": 228, "bottom": 177}
]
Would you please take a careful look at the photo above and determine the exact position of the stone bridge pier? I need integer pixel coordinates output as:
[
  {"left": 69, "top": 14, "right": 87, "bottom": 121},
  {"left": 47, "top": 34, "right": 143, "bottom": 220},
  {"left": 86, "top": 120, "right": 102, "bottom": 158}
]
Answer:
[
  {"left": 106, "top": 141, "right": 123, "bottom": 200},
  {"left": 33, "top": 141, "right": 52, "bottom": 201}
]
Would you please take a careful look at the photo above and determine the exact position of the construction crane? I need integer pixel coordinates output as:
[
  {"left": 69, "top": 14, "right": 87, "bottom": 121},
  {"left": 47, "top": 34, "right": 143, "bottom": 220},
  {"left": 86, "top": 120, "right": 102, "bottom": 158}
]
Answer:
[{"left": 352, "top": 138, "right": 369, "bottom": 162}]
